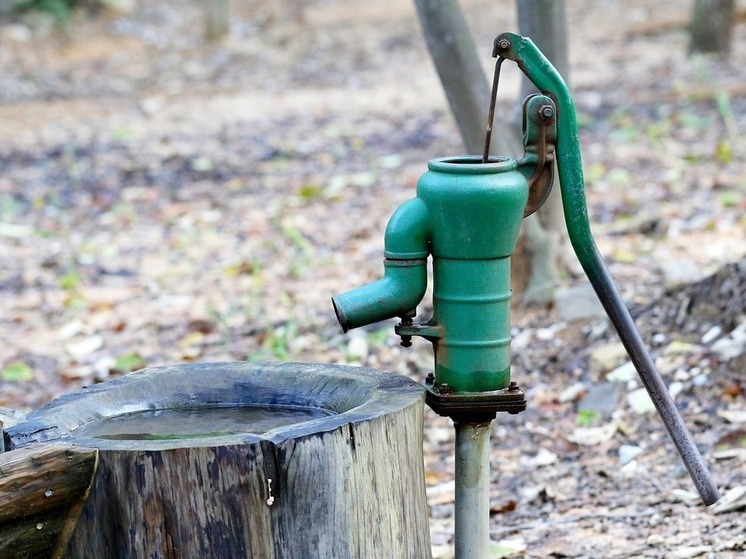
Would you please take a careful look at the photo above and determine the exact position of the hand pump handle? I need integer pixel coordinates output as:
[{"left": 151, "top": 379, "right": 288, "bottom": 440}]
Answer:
[{"left": 493, "top": 33, "right": 719, "bottom": 506}]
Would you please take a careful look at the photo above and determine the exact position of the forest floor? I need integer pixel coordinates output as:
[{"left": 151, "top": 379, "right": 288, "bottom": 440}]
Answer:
[{"left": 0, "top": 0, "right": 744, "bottom": 557}]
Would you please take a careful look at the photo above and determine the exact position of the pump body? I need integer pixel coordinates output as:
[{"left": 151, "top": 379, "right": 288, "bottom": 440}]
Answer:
[
  {"left": 332, "top": 33, "right": 719, "bottom": 506},
  {"left": 333, "top": 97, "right": 557, "bottom": 411},
  {"left": 332, "top": 95, "right": 555, "bottom": 420}
]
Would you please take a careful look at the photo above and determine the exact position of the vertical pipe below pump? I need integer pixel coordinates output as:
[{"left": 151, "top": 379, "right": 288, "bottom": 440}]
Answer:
[{"left": 454, "top": 421, "right": 492, "bottom": 558}]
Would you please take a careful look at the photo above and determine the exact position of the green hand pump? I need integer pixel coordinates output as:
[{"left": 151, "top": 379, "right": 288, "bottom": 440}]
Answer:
[{"left": 332, "top": 33, "right": 719, "bottom": 557}]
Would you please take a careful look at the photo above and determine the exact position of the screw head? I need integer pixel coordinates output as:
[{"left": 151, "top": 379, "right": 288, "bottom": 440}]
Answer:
[
  {"left": 425, "top": 373, "right": 434, "bottom": 385},
  {"left": 438, "top": 383, "right": 452, "bottom": 395},
  {"left": 498, "top": 39, "right": 510, "bottom": 50},
  {"left": 508, "top": 381, "right": 520, "bottom": 392},
  {"left": 540, "top": 105, "right": 554, "bottom": 119}
]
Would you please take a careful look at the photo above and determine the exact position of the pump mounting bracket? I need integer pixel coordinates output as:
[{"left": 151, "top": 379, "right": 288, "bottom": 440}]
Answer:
[{"left": 424, "top": 380, "right": 527, "bottom": 423}]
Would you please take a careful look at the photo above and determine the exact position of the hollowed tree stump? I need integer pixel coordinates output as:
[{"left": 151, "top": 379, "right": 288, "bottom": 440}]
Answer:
[{"left": 7, "top": 362, "right": 431, "bottom": 559}]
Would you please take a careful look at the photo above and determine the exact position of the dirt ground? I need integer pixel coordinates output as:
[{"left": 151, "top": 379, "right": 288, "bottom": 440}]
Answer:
[{"left": 0, "top": 0, "right": 744, "bottom": 557}]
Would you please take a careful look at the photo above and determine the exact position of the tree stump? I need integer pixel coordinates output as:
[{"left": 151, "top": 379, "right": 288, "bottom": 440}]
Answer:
[
  {"left": 7, "top": 362, "right": 431, "bottom": 559},
  {"left": 0, "top": 444, "right": 98, "bottom": 559}
]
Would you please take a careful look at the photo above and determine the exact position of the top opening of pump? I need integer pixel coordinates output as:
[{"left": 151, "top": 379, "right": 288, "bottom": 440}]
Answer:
[{"left": 428, "top": 155, "right": 516, "bottom": 174}]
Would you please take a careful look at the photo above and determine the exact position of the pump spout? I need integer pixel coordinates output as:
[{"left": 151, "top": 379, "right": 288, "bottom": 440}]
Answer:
[
  {"left": 332, "top": 197, "right": 430, "bottom": 333},
  {"left": 332, "top": 259, "right": 427, "bottom": 332}
]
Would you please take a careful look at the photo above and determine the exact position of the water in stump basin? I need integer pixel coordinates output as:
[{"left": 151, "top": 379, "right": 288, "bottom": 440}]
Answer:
[{"left": 72, "top": 404, "right": 334, "bottom": 441}]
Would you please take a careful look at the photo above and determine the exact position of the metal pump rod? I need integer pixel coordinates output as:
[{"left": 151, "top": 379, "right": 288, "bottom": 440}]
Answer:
[
  {"left": 454, "top": 422, "right": 491, "bottom": 558},
  {"left": 492, "top": 33, "right": 720, "bottom": 506}
]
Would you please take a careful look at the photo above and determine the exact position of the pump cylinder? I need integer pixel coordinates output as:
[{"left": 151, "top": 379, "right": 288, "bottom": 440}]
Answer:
[
  {"left": 433, "top": 257, "right": 512, "bottom": 392},
  {"left": 417, "top": 156, "right": 528, "bottom": 393}
]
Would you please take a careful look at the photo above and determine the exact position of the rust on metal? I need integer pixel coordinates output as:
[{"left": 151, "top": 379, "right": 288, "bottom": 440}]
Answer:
[{"left": 482, "top": 56, "right": 506, "bottom": 163}]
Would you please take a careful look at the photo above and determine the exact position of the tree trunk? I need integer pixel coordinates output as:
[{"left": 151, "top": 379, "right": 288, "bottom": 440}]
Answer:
[
  {"left": 514, "top": 0, "right": 572, "bottom": 304},
  {"left": 689, "top": 0, "right": 735, "bottom": 55},
  {"left": 205, "top": 0, "right": 230, "bottom": 41},
  {"left": 413, "top": 0, "right": 522, "bottom": 157},
  {"left": 6, "top": 362, "right": 431, "bottom": 559},
  {"left": 0, "top": 444, "right": 98, "bottom": 559},
  {"left": 414, "top": 0, "right": 574, "bottom": 305}
]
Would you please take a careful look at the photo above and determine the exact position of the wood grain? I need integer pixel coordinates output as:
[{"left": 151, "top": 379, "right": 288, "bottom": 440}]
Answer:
[
  {"left": 0, "top": 444, "right": 98, "bottom": 559},
  {"left": 7, "top": 362, "right": 431, "bottom": 558}
]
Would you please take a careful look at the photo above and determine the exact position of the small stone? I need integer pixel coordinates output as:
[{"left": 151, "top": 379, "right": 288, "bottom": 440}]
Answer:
[
  {"left": 559, "top": 382, "right": 586, "bottom": 403},
  {"left": 711, "top": 322, "right": 746, "bottom": 360},
  {"left": 671, "top": 489, "right": 700, "bottom": 506},
  {"left": 521, "top": 448, "right": 558, "bottom": 468},
  {"left": 662, "top": 340, "right": 701, "bottom": 356},
  {"left": 520, "top": 484, "right": 547, "bottom": 503},
  {"left": 619, "top": 444, "right": 643, "bottom": 465},
  {"left": 711, "top": 485, "right": 746, "bottom": 514},
  {"left": 346, "top": 334, "right": 368, "bottom": 361},
  {"left": 701, "top": 325, "right": 722, "bottom": 345},
  {"left": 661, "top": 259, "right": 701, "bottom": 287},
  {"left": 568, "top": 421, "right": 618, "bottom": 446},
  {"left": 627, "top": 388, "right": 656, "bottom": 415},
  {"left": 589, "top": 342, "right": 628, "bottom": 373},
  {"left": 607, "top": 361, "right": 637, "bottom": 383},
  {"left": 555, "top": 282, "right": 606, "bottom": 322},
  {"left": 652, "top": 333, "right": 667, "bottom": 345},
  {"left": 668, "top": 381, "right": 685, "bottom": 399},
  {"left": 647, "top": 533, "right": 665, "bottom": 546},
  {"left": 579, "top": 382, "right": 624, "bottom": 416},
  {"left": 0, "top": 24, "right": 32, "bottom": 43},
  {"left": 92, "top": 355, "right": 117, "bottom": 378},
  {"left": 692, "top": 373, "right": 709, "bottom": 387}
]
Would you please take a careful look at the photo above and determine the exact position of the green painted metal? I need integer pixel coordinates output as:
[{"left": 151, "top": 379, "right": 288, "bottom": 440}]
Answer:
[
  {"left": 420, "top": 157, "right": 527, "bottom": 392},
  {"left": 332, "top": 258, "right": 427, "bottom": 333},
  {"left": 493, "top": 33, "right": 720, "bottom": 506},
  {"left": 333, "top": 155, "right": 529, "bottom": 393},
  {"left": 332, "top": 92, "right": 556, "bottom": 395}
]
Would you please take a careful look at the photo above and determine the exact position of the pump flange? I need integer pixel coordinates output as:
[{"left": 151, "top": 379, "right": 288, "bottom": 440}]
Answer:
[{"left": 424, "top": 379, "right": 526, "bottom": 423}]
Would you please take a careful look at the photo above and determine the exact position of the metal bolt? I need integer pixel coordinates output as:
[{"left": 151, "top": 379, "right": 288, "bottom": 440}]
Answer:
[
  {"left": 439, "top": 383, "right": 452, "bottom": 395},
  {"left": 398, "top": 313, "right": 414, "bottom": 348},
  {"left": 425, "top": 372, "right": 434, "bottom": 385},
  {"left": 498, "top": 39, "right": 510, "bottom": 50},
  {"left": 540, "top": 105, "right": 554, "bottom": 119},
  {"left": 508, "top": 381, "right": 520, "bottom": 392}
]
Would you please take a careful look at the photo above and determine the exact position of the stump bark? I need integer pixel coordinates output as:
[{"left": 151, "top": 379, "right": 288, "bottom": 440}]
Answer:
[
  {"left": 0, "top": 444, "right": 98, "bottom": 559},
  {"left": 7, "top": 362, "right": 431, "bottom": 559}
]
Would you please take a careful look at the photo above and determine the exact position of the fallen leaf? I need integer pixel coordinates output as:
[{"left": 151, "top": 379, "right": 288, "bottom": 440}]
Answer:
[
  {"left": 711, "top": 485, "right": 746, "bottom": 514},
  {"left": 112, "top": 353, "right": 146, "bottom": 374},
  {"left": 489, "top": 537, "right": 527, "bottom": 558},
  {"left": 1, "top": 362, "right": 33, "bottom": 382},
  {"left": 65, "top": 335, "right": 104, "bottom": 359},
  {"left": 567, "top": 421, "right": 618, "bottom": 446},
  {"left": 672, "top": 546, "right": 712, "bottom": 558},
  {"left": 671, "top": 488, "right": 700, "bottom": 506},
  {"left": 717, "top": 409, "right": 746, "bottom": 424},
  {"left": 426, "top": 481, "right": 455, "bottom": 506}
]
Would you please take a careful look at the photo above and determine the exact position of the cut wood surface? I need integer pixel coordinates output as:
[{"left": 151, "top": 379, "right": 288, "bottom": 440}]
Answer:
[
  {"left": 0, "top": 444, "right": 98, "bottom": 559},
  {"left": 7, "top": 362, "right": 431, "bottom": 559}
]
